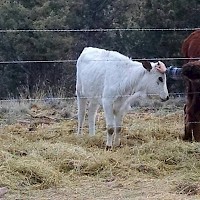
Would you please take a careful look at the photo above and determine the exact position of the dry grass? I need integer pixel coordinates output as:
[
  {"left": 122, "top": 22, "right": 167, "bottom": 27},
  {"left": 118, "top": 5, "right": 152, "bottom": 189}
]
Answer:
[{"left": 1, "top": 98, "right": 200, "bottom": 199}]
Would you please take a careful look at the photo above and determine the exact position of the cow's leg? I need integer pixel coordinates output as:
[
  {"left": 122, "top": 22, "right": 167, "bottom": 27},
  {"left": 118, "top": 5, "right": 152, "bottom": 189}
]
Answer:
[
  {"left": 88, "top": 101, "right": 99, "bottom": 136},
  {"left": 113, "top": 98, "right": 127, "bottom": 147},
  {"left": 192, "top": 121, "right": 200, "bottom": 142},
  {"left": 183, "top": 105, "right": 193, "bottom": 141},
  {"left": 102, "top": 99, "right": 115, "bottom": 149},
  {"left": 77, "top": 96, "right": 87, "bottom": 135},
  {"left": 192, "top": 113, "right": 200, "bottom": 142},
  {"left": 112, "top": 94, "right": 144, "bottom": 147},
  {"left": 184, "top": 121, "right": 193, "bottom": 141},
  {"left": 114, "top": 113, "right": 123, "bottom": 147}
]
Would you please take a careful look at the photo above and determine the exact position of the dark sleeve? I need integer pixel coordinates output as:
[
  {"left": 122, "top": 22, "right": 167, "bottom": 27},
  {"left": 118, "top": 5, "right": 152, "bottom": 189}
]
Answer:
[{"left": 166, "top": 66, "right": 182, "bottom": 80}]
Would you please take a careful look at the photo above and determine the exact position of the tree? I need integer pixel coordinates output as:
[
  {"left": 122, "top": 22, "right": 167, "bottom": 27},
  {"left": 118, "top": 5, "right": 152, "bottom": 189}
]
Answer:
[
  {"left": 0, "top": 0, "right": 75, "bottom": 98},
  {"left": 0, "top": 0, "right": 199, "bottom": 98}
]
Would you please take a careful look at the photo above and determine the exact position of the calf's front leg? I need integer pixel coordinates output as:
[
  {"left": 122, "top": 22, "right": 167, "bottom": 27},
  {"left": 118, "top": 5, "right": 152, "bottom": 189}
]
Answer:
[
  {"left": 102, "top": 99, "right": 115, "bottom": 150},
  {"left": 113, "top": 112, "right": 124, "bottom": 147}
]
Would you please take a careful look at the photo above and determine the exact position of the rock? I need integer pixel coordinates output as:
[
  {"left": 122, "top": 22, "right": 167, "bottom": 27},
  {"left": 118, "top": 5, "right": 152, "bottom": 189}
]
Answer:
[{"left": 0, "top": 187, "right": 8, "bottom": 198}]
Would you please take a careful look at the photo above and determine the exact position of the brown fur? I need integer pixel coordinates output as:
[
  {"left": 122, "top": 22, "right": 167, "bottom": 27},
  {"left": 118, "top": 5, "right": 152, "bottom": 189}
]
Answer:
[
  {"left": 108, "top": 127, "right": 114, "bottom": 135},
  {"left": 181, "top": 30, "right": 200, "bottom": 62},
  {"left": 181, "top": 30, "right": 200, "bottom": 141},
  {"left": 182, "top": 61, "right": 200, "bottom": 80},
  {"left": 182, "top": 61, "right": 200, "bottom": 141},
  {"left": 141, "top": 61, "right": 152, "bottom": 71}
]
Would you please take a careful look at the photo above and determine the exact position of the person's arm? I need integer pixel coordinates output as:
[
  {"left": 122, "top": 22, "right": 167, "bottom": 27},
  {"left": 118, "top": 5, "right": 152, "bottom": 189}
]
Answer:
[{"left": 166, "top": 66, "right": 182, "bottom": 80}]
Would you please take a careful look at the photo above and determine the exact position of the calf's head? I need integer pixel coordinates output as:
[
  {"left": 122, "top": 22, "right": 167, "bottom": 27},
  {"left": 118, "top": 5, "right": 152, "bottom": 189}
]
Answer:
[{"left": 142, "top": 61, "right": 169, "bottom": 101}]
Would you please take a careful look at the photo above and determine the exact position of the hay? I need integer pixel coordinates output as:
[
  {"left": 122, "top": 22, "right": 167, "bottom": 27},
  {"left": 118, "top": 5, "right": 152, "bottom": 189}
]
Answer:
[{"left": 1, "top": 100, "right": 200, "bottom": 199}]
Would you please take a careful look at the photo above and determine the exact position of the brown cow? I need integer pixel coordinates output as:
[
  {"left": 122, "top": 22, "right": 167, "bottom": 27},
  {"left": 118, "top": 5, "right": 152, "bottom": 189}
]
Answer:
[
  {"left": 181, "top": 30, "right": 200, "bottom": 62},
  {"left": 182, "top": 61, "right": 200, "bottom": 141},
  {"left": 181, "top": 30, "right": 200, "bottom": 141}
]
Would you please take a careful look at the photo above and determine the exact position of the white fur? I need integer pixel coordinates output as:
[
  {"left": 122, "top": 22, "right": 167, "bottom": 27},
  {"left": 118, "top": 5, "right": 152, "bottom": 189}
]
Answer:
[{"left": 76, "top": 47, "right": 169, "bottom": 148}]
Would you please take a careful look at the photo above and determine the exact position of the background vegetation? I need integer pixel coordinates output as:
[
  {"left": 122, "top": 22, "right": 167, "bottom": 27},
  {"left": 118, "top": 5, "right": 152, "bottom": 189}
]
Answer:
[{"left": 0, "top": 0, "right": 199, "bottom": 99}]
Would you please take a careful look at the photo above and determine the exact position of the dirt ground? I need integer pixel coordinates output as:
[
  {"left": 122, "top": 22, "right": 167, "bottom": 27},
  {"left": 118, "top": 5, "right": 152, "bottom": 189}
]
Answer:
[{"left": 3, "top": 176, "right": 200, "bottom": 200}]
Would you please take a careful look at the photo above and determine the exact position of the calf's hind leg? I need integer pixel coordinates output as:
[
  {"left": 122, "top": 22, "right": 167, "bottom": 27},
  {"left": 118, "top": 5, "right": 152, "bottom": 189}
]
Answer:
[
  {"left": 77, "top": 96, "right": 87, "bottom": 135},
  {"left": 88, "top": 101, "right": 99, "bottom": 136}
]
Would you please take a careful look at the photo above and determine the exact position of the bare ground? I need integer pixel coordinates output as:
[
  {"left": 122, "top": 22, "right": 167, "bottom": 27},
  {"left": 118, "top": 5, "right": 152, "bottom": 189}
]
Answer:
[{"left": 4, "top": 176, "right": 200, "bottom": 200}]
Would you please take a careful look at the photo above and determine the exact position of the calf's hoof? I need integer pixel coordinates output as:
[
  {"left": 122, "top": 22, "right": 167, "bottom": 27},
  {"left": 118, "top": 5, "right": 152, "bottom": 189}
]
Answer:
[{"left": 105, "top": 146, "right": 112, "bottom": 151}]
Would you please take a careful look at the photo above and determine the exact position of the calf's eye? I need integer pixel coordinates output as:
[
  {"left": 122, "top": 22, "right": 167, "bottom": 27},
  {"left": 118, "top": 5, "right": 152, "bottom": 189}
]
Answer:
[{"left": 158, "top": 77, "right": 163, "bottom": 82}]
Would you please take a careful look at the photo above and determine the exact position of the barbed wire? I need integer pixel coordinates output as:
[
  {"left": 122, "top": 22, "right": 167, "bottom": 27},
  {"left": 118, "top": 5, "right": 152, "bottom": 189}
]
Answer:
[
  {"left": 0, "top": 27, "right": 199, "bottom": 64},
  {"left": 0, "top": 28, "right": 199, "bottom": 33},
  {"left": 0, "top": 97, "right": 76, "bottom": 103},
  {"left": 0, "top": 60, "right": 76, "bottom": 64},
  {"left": 0, "top": 93, "right": 187, "bottom": 103},
  {"left": 0, "top": 57, "right": 199, "bottom": 65},
  {"left": 0, "top": 27, "right": 199, "bottom": 103},
  {"left": 0, "top": 28, "right": 199, "bottom": 129}
]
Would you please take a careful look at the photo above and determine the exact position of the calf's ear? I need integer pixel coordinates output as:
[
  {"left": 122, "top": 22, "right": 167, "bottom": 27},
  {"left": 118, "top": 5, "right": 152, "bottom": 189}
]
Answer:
[{"left": 142, "top": 60, "right": 152, "bottom": 72}]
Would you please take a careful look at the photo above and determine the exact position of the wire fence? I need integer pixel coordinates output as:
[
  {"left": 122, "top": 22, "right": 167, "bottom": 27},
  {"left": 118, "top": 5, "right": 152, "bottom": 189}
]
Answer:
[
  {"left": 0, "top": 27, "right": 199, "bottom": 33},
  {"left": 0, "top": 92, "right": 189, "bottom": 103},
  {"left": 0, "top": 27, "right": 199, "bottom": 103},
  {"left": 0, "top": 57, "right": 200, "bottom": 65},
  {"left": 0, "top": 95, "right": 188, "bottom": 132},
  {"left": 0, "top": 27, "right": 199, "bottom": 65}
]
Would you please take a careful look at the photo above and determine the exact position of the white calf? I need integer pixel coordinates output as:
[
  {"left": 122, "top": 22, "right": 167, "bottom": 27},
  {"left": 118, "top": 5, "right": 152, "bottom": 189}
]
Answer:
[{"left": 76, "top": 47, "right": 169, "bottom": 149}]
